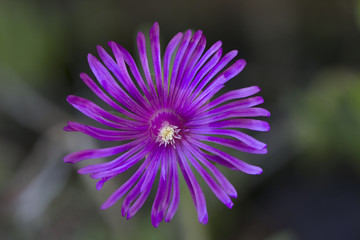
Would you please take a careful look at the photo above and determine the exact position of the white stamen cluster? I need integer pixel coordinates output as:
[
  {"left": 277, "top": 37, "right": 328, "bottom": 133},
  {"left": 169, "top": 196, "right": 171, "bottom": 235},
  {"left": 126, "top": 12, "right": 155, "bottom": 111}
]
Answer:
[{"left": 156, "top": 121, "right": 181, "bottom": 147}]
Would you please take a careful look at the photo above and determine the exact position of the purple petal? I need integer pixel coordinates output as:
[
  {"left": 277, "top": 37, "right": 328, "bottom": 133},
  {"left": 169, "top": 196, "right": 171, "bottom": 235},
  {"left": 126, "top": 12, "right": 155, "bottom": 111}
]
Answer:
[
  {"left": 177, "top": 145, "right": 208, "bottom": 224},
  {"left": 113, "top": 44, "right": 150, "bottom": 100},
  {"left": 190, "top": 119, "right": 270, "bottom": 132},
  {"left": 87, "top": 54, "right": 146, "bottom": 115},
  {"left": 159, "top": 151, "right": 174, "bottom": 222},
  {"left": 79, "top": 73, "right": 143, "bottom": 121},
  {"left": 184, "top": 48, "right": 223, "bottom": 99},
  {"left": 79, "top": 141, "right": 153, "bottom": 176},
  {"left": 187, "top": 145, "right": 237, "bottom": 198},
  {"left": 64, "top": 142, "right": 144, "bottom": 163},
  {"left": 191, "top": 50, "right": 238, "bottom": 98},
  {"left": 149, "top": 22, "right": 163, "bottom": 98},
  {"left": 64, "top": 121, "right": 145, "bottom": 141},
  {"left": 182, "top": 141, "right": 233, "bottom": 208},
  {"left": 88, "top": 143, "right": 154, "bottom": 179},
  {"left": 163, "top": 32, "right": 183, "bottom": 99},
  {"left": 184, "top": 40, "right": 222, "bottom": 89},
  {"left": 136, "top": 31, "right": 158, "bottom": 106},
  {"left": 183, "top": 77, "right": 226, "bottom": 115},
  {"left": 198, "top": 96, "right": 264, "bottom": 117},
  {"left": 172, "top": 30, "right": 203, "bottom": 101},
  {"left": 189, "top": 139, "right": 263, "bottom": 175},
  {"left": 192, "top": 134, "right": 268, "bottom": 155},
  {"left": 179, "top": 35, "right": 207, "bottom": 90},
  {"left": 204, "top": 154, "right": 239, "bottom": 170},
  {"left": 121, "top": 150, "right": 161, "bottom": 218},
  {"left": 96, "top": 176, "right": 114, "bottom": 190},
  {"left": 190, "top": 127, "right": 266, "bottom": 150},
  {"left": 103, "top": 43, "right": 150, "bottom": 110},
  {"left": 151, "top": 156, "right": 167, "bottom": 227},
  {"left": 207, "top": 86, "right": 261, "bottom": 109},
  {"left": 67, "top": 95, "right": 144, "bottom": 129},
  {"left": 100, "top": 151, "right": 153, "bottom": 209},
  {"left": 167, "top": 30, "right": 192, "bottom": 106},
  {"left": 164, "top": 148, "right": 180, "bottom": 222},
  {"left": 192, "top": 108, "right": 271, "bottom": 124}
]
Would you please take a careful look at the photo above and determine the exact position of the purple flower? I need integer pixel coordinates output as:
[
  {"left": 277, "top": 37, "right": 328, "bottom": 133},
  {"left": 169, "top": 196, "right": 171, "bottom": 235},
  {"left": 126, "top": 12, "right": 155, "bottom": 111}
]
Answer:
[{"left": 64, "top": 22, "right": 270, "bottom": 227}]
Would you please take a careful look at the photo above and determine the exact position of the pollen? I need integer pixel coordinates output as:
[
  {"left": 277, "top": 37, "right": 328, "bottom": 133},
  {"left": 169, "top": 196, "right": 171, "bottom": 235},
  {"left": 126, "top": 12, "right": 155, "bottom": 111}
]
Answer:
[{"left": 156, "top": 121, "right": 181, "bottom": 147}]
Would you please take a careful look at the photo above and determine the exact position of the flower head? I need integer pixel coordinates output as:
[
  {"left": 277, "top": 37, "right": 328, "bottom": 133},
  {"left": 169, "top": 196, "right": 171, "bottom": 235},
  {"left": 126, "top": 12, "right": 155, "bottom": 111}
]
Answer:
[{"left": 64, "top": 22, "right": 270, "bottom": 227}]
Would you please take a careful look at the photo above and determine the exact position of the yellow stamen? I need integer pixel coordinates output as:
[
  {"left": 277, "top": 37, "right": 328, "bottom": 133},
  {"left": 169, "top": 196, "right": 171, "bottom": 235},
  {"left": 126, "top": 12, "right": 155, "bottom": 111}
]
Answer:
[{"left": 156, "top": 121, "right": 181, "bottom": 147}]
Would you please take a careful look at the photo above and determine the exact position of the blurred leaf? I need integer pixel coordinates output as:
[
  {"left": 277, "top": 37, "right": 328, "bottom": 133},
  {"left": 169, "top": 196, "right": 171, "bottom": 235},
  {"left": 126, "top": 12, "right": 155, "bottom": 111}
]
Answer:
[
  {"left": 266, "top": 230, "right": 298, "bottom": 240},
  {"left": 356, "top": 0, "right": 360, "bottom": 30},
  {"left": 291, "top": 69, "right": 360, "bottom": 170},
  {"left": 0, "top": 1, "right": 65, "bottom": 85}
]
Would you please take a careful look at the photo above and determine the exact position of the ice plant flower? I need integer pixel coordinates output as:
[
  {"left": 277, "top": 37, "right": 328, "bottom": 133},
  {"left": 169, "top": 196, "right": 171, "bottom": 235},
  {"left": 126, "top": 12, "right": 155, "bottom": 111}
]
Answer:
[{"left": 64, "top": 22, "right": 270, "bottom": 227}]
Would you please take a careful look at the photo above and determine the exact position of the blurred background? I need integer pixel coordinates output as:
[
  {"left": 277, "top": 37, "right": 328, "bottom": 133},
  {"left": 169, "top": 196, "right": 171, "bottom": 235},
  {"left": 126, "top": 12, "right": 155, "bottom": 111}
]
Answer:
[{"left": 1, "top": 0, "right": 360, "bottom": 239}]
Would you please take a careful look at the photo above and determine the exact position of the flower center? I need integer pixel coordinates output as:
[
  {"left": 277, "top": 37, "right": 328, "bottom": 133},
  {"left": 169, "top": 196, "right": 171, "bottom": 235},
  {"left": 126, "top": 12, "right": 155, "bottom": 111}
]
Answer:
[{"left": 156, "top": 121, "right": 181, "bottom": 147}]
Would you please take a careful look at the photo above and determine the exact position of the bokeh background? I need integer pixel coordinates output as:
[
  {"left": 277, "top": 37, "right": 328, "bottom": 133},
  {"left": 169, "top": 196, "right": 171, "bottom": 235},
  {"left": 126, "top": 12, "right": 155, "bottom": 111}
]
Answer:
[{"left": 1, "top": 0, "right": 360, "bottom": 239}]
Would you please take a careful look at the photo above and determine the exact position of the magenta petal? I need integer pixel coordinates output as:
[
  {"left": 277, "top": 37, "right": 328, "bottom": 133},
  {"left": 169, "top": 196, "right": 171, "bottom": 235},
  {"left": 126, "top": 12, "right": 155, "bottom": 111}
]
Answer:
[
  {"left": 64, "top": 22, "right": 270, "bottom": 227},
  {"left": 164, "top": 149, "right": 180, "bottom": 222},
  {"left": 182, "top": 142, "right": 233, "bottom": 208},
  {"left": 177, "top": 145, "right": 208, "bottom": 224},
  {"left": 64, "top": 142, "right": 142, "bottom": 164},
  {"left": 189, "top": 139, "right": 263, "bottom": 175}
]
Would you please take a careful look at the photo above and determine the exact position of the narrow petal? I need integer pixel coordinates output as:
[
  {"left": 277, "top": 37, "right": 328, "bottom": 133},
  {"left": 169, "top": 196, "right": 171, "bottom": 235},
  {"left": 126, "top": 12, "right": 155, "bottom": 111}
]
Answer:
[
  {"left": 190, "top": 127, "right": 266, "bottom": 150},
  {"left": 159, "top": 151, "right": 174, "bottom": 222},
  {"left": 102, "top": 43, "right": 151, "bottom": 110},
  {"left": 182, "top": 141, "right": 233, "bottom": 208},
  {"left": 204, "top": 59, "right": 246, "bottom": 91},
  {"left": 182, "top": 48, "right": 222, "bottom": 102},
  {"left": 136, "top": 32, "right": 158, "bottom": 106},
  {"left": 163, "top": 32, "right": 183, "bottom": 99},
  {"left": 87, "top": 54, "right": 147, "bottom": 115},
  {"left": 204, "top": 154, "right": 239, "bottom": 170},
  {"left": 67, "top": 95, "right": 143, "bottom": 129},
  {"left": 196, "top": 96, "right": 264, "bottom": 117},
  {"left": 191, "top": 108, "right": 271, "bottom": 124},
  {"left": 164, "top": 148, "right": 180, "bottom": 222},
  {"left": 189, "top": 119, "right": 270, "bottom": 132},
  {"left": 79, "top": 73, "right": 143, "bottom": 121},
  {"left": 127, "top": 152, "right": 163, "bottom": 220},
  {"left": 192, "top": 134, "right": 268, "bottom": 155},
  {"left": 177, "top": 145, "right": 208, "bottom": 224},
  {"left": 96, "top": 176, "right": 114, "bottom": 190},
  {"left": 168, "top": 30, "right": 192, "bottom": 107},
  {"left": 206, "top": 86, "right": 261, "bottom": 109},
  {"left": 183, "top": 77, "right": 226, "bottom": 114},
  {"left": 64, "top": 140, "right": 144, "bottom": 163},
  {"left": 189, "top": 139, "right": 263, "bottom": 175},
  {"left": 191, "top": 50, "right": 238, "bottom": 98},
  {"left": 89, "top": 143, "right": 154, "bottom": 179},
  {"left": 79, "top": 141, "right": 153, "bottom": 175},
  {"left": 149, "top": 22, "right": 163, "bottom": 98},
  {"left": 187, "top": 145, "right": 237, "bottom": 198},
  {"left": 100, "top": 151, "right": 153, "bottom": 209},
  {"left": 64, "top": 121, "right": 146, "bottom": 141},
  {"left": 173, "top": 30, "right": 203, "bottom": 99},
  {"left": 151, "top": 156, "right": 167, "bottom": 227},
  {"left": 180, "top": 35, "right": 207, "bottom": 90},
  {"left": 113, "top": 44, "right": 150, "bottom": 100},
  {"left": 184, "top": 40, "right": 222, "bottom": 90},
  {"left": 121, "top": 150, "right": 161, "bottom": 218}
]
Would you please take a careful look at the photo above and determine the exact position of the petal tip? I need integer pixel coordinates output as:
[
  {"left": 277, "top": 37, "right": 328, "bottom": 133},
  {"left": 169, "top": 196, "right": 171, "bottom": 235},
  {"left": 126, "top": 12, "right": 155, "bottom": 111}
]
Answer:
[
  {"left": 100, "top": 203, "right": 109, "bottom": 210},
  {"left": 152, "top": 21, "right": 160, "bottom": 30},
  {"left": 63, "top": 155, "right": 73, "bottom": 163},
  {"left": 63, "top": 125, "right": 71, "bottom": 132}
]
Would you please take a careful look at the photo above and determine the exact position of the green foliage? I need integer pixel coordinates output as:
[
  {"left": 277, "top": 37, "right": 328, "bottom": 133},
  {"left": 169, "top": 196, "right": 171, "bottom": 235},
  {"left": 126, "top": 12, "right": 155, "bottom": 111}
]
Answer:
[
  {"left": 0, "top": 2, "right": 65, "bottom": 85},
  {"left": 292, "top": 69, "right": 360, "bottom": 169}
]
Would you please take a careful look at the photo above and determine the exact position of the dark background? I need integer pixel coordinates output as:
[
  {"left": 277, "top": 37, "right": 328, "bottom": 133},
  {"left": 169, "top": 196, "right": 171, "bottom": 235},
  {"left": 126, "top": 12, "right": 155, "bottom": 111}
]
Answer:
[{"left": 1, "top": 0, "right": 360, "bottom": 239}]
